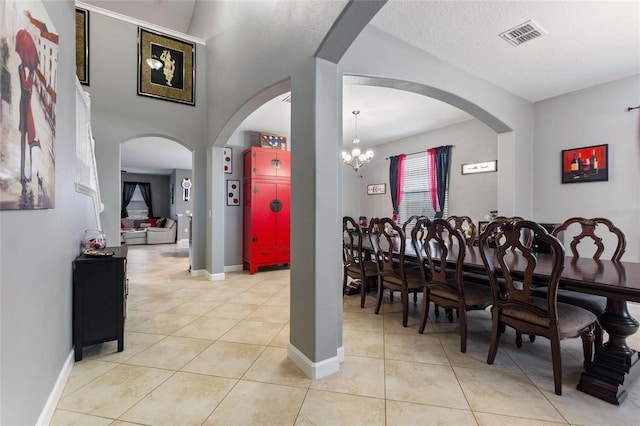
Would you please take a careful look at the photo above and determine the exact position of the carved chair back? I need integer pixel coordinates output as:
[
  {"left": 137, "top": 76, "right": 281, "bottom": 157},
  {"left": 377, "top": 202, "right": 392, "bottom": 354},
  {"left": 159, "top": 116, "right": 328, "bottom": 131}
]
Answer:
[{"left": 552, "top": 217, "right": 626, "bottom": 261}]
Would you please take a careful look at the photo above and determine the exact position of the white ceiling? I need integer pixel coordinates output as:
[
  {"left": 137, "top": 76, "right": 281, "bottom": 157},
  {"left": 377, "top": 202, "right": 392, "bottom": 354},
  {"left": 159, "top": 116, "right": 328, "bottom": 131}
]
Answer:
[
  {"left": 120, "top": 137, "right": 192, "bottom": 175},
  {"left": 85, "top": 0, "right": 640, "bottom": 173}
]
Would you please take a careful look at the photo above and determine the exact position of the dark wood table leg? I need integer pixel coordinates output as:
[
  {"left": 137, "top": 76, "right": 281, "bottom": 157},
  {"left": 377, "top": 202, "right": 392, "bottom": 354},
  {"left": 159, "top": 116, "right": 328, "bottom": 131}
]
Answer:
[{"left": 577, "top": 298, "right": 640, "bottom": 404}]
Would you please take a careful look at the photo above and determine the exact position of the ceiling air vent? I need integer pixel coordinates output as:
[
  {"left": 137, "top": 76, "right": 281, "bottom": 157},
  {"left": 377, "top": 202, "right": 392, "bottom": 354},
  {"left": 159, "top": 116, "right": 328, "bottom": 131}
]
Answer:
[{"left": 499, "top": 19, "right": 546, "bottom": 46}]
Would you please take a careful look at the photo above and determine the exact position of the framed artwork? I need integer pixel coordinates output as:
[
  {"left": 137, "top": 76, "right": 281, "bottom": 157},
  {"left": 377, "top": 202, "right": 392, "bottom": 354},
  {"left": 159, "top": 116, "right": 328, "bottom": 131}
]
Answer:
[
  {"left": 259, "top": 132, "right": 287, "bottom": 150},
  {"left": 367, "top": 183, "right": 386, "bottom": 195},
  {"left": 75, "top": 7, "right": 89, "bottom": 85},
  {"left": 138, "top": 27, "right": 195, "bottom": 106},
  {"left": 0, "top": 0, "right": 58, "bottom": 210},
  {"left": 223, "top": 147, "right": 232, "bottom": 174},
  {"left": 227, "top": 180, "right": 240, "bottom": 206},
  {"left": 478, "top": 221, "right": 490, "bottom": 236},
  {"left": 461, "top": 160, "right": 497, "bottom": 175},
  {"left": 561, "top": 144, "right": 608, "bottom": 183}
]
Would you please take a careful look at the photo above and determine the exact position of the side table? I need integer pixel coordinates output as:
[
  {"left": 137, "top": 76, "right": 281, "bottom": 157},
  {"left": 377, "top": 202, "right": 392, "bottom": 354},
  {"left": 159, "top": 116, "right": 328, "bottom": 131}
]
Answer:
[{"left": 73, "top": 246, "right": 128, "bottom": 361}]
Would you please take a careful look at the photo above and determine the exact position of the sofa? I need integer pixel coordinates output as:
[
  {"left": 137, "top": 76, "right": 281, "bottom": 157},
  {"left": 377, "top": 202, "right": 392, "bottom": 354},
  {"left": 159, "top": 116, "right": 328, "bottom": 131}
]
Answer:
[{"left": 121, "top": 217, "right": 177, "bottom": 245}]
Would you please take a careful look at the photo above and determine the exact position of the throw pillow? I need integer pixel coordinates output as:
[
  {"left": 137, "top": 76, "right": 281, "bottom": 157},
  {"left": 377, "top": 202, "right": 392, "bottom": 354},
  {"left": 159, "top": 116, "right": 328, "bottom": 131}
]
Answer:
[
  {"left": 157, "top": 218, "right": 166, "bottom": 228},
  {"left": 147, "top": 218, "right": 158, "bottom": 227}
]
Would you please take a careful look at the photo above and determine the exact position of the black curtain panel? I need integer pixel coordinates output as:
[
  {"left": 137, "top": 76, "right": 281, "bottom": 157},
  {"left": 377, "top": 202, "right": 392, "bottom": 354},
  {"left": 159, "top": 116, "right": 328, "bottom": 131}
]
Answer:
[
  {"left": 389, "top": 155, "right": 400, "bottom": 220},
  {"left": 434, "top": 145, "right": 452, "bottom": 218},
  {"left": 138, "top": 182, "right": 154, "bottom": 218},
  {"left": 121, "top": 182, "right": 137, "bottom": 218}
]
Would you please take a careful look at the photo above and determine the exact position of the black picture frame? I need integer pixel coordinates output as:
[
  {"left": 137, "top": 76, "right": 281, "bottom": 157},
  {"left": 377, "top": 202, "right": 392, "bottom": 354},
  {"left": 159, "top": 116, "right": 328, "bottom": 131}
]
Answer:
[
  {"left": 561, "top": 144, "right": 608, "bottom": 184},
  {"left": 75, "top": 8, "right": 89, "bottom": 85},
  {"left": 138, "top": 27, "right": 195, "bottom": 106}
]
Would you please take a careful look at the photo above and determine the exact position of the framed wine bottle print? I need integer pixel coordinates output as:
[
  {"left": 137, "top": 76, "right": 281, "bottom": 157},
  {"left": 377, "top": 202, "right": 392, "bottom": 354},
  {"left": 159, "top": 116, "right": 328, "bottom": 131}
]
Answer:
[{"left": 561, "top": 144, "right": 608, "bottom": 184}]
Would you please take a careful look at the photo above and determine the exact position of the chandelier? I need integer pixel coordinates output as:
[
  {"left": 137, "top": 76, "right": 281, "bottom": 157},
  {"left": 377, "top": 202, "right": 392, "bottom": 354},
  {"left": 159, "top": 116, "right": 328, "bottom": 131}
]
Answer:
[{"left": 342, "top": 110, "right": 374, "bottom": 172}]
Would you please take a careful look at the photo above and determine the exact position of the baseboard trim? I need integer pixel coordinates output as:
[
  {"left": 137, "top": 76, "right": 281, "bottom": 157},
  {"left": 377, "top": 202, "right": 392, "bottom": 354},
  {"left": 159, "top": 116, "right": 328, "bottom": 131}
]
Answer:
[
  {"left": 190, "top": 269, "right": 208, "bottom": 277},
  {"left": 191, "top": 269, "right": 225, "bottom": 281},
  {"left": 224, "top": 264, "right": 243, "bottom": 273},
  {"left": 209, "top": 272, "right": 225, "bottom": 281},
  {"left": 36, "top": 350, "right": 74, "bottom": 425},
  {"left": 337, "top": 345, "right": 345, "bottom": 363},
  {"left": 287, "top": 343, "right": 340, "bottom": 380}
]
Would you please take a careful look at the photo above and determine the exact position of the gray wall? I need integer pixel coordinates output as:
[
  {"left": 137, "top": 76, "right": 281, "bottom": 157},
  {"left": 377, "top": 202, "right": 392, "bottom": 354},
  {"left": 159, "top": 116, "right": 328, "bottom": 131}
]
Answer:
[
  {"left": 191, "top": 1, "right": 345, "bottom": 147},
  {"left": 84, "top": 11, "right": 207, "bottom": 269},
  {"left": 0, "top": 1, "right": 97, "bottom": 424},
  {"left": 121, "top": 173, "right": 171, "bottom": 219},
  {"left": 346, "top": 119, "right": 498, "bottom": 227},
  {"left": 221, "top": 131, "right": 246, "bottom": 268},
  {"left": 533, "top": 75, "right": 640, "bottom": 262},
  {"left": 170, "top": 169, "right": 193, "bottom": 241}
]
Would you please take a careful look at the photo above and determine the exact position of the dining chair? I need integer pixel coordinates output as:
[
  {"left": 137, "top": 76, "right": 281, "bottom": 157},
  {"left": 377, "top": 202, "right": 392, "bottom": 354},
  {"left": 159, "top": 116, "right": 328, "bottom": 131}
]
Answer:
[
  {"left": 446, "top": 215, "right": 477, "bottom": 248},
  {"left": 491, "top": 216, "right": 534, "bottom": 248},
  {"left": 369, "top": 217, "right": 423, "bottom": 327},
  {"left": 545, "top": 217, "right": 626, "bottom": 348},
  {"left": 480, "top": 219, "right": 596, "bottom": 395},
  {"left": 343, "top": 216, "right": 379, "bottom": 308},
  {"left": 413, "top": 218, "right": 493, "bottom": 352},
  {"left": 402, "top": 215, "right": 425, "bottom": 235}
]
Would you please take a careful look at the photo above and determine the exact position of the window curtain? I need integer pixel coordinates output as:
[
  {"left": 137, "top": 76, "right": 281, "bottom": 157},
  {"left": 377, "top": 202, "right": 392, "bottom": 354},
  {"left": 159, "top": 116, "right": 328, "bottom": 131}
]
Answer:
[
  {"left": 434, "top": 145, "right": 452, "bottom": 218},
  {"left": 138, "top": 182, "right": 154, "bottom": 218},
  {"left": 389, "top": 154, "right": 406, "bottom": 222},
  {"left": 427, "top": 148, "right": 437, "bottom": 214},
  {"left": 121, "top": 182, "right": 137, "bottom": 218}
]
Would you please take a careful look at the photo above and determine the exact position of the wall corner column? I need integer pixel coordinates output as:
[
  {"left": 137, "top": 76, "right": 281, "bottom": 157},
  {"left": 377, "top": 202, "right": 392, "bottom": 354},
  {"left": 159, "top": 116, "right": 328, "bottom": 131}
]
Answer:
[{"left": 288, "top": 58, "right": 343, "bottom": 379}]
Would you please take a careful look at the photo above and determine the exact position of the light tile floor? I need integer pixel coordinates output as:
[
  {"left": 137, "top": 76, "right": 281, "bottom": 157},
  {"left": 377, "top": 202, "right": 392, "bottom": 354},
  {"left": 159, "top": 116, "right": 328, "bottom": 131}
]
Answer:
[{"left": 52, "top": 243, "right": 640, "bottom": 425}]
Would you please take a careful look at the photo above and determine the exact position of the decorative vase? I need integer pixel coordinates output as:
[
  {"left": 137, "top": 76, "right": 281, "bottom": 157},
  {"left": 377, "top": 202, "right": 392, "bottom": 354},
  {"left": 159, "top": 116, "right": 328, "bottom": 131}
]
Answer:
[{"left": 82, "top": 229, "right": 107, "bottom": 250}]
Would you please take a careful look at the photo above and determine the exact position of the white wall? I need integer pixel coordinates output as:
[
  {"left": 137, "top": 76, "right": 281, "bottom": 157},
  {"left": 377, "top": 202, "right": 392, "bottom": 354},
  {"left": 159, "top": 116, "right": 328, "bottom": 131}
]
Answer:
[
  {"left": 345, "top": 119, "right": 498, "bottom": 227},
  {"left": 0, "top": 1, "right": 96, "bottom": 424},
  {"left": 533, "top": 75, "right": 640, "bottom": 262}
]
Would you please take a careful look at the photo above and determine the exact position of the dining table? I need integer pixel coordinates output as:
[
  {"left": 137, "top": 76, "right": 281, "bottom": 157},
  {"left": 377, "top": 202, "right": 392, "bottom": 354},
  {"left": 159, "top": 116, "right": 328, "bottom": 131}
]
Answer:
[{"left": 356, "top": 234, "right": 640, "bottom": 404}]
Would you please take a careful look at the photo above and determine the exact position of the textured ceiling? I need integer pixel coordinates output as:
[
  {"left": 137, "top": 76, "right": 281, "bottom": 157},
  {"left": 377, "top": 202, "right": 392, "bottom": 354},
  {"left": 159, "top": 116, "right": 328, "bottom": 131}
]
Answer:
[{"left": 371, "top": 0, "right": 640, "bottom": 103}]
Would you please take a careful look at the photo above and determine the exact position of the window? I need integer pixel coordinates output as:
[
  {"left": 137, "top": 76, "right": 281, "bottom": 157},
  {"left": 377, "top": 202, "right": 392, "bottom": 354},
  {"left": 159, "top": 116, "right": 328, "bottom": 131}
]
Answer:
[
  {"left": 126, "top": 186, "right": 149, "bottom": 219},
  {"left": 399, "top": 153, "right": 448, "bottom": 223}
]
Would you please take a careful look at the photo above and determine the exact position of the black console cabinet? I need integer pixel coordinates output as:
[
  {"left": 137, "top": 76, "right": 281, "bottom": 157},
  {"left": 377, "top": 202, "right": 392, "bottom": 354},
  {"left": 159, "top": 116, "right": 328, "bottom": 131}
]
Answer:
[{"left": 73, "top": 246, "right": 128, "bottom": 361}]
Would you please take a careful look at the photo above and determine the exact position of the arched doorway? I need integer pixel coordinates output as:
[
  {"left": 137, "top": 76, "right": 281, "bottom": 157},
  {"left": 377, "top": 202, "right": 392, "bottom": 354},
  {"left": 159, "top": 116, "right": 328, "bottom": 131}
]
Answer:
[{"left": 120, "top": 136, "right": 193, "bottom": 243}]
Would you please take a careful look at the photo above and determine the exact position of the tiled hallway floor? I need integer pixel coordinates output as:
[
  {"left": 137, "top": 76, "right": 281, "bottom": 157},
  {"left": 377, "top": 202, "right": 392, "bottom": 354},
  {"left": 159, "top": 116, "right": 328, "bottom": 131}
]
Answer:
[{"left": 52, "top": 243, "right": 640, "bottom": 425}]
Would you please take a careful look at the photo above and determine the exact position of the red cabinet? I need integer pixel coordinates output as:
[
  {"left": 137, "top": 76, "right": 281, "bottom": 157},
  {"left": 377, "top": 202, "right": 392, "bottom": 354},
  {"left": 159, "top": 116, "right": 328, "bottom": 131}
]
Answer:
[{"left": 243, "top": 147, "right": 291, "bottom": 274}]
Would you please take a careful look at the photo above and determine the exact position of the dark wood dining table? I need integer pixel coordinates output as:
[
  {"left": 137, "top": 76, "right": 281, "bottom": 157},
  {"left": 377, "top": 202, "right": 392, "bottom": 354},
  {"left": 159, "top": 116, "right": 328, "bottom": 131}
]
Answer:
[{"left": 356, "top": 235, "right": 640, "bottom": 404}]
